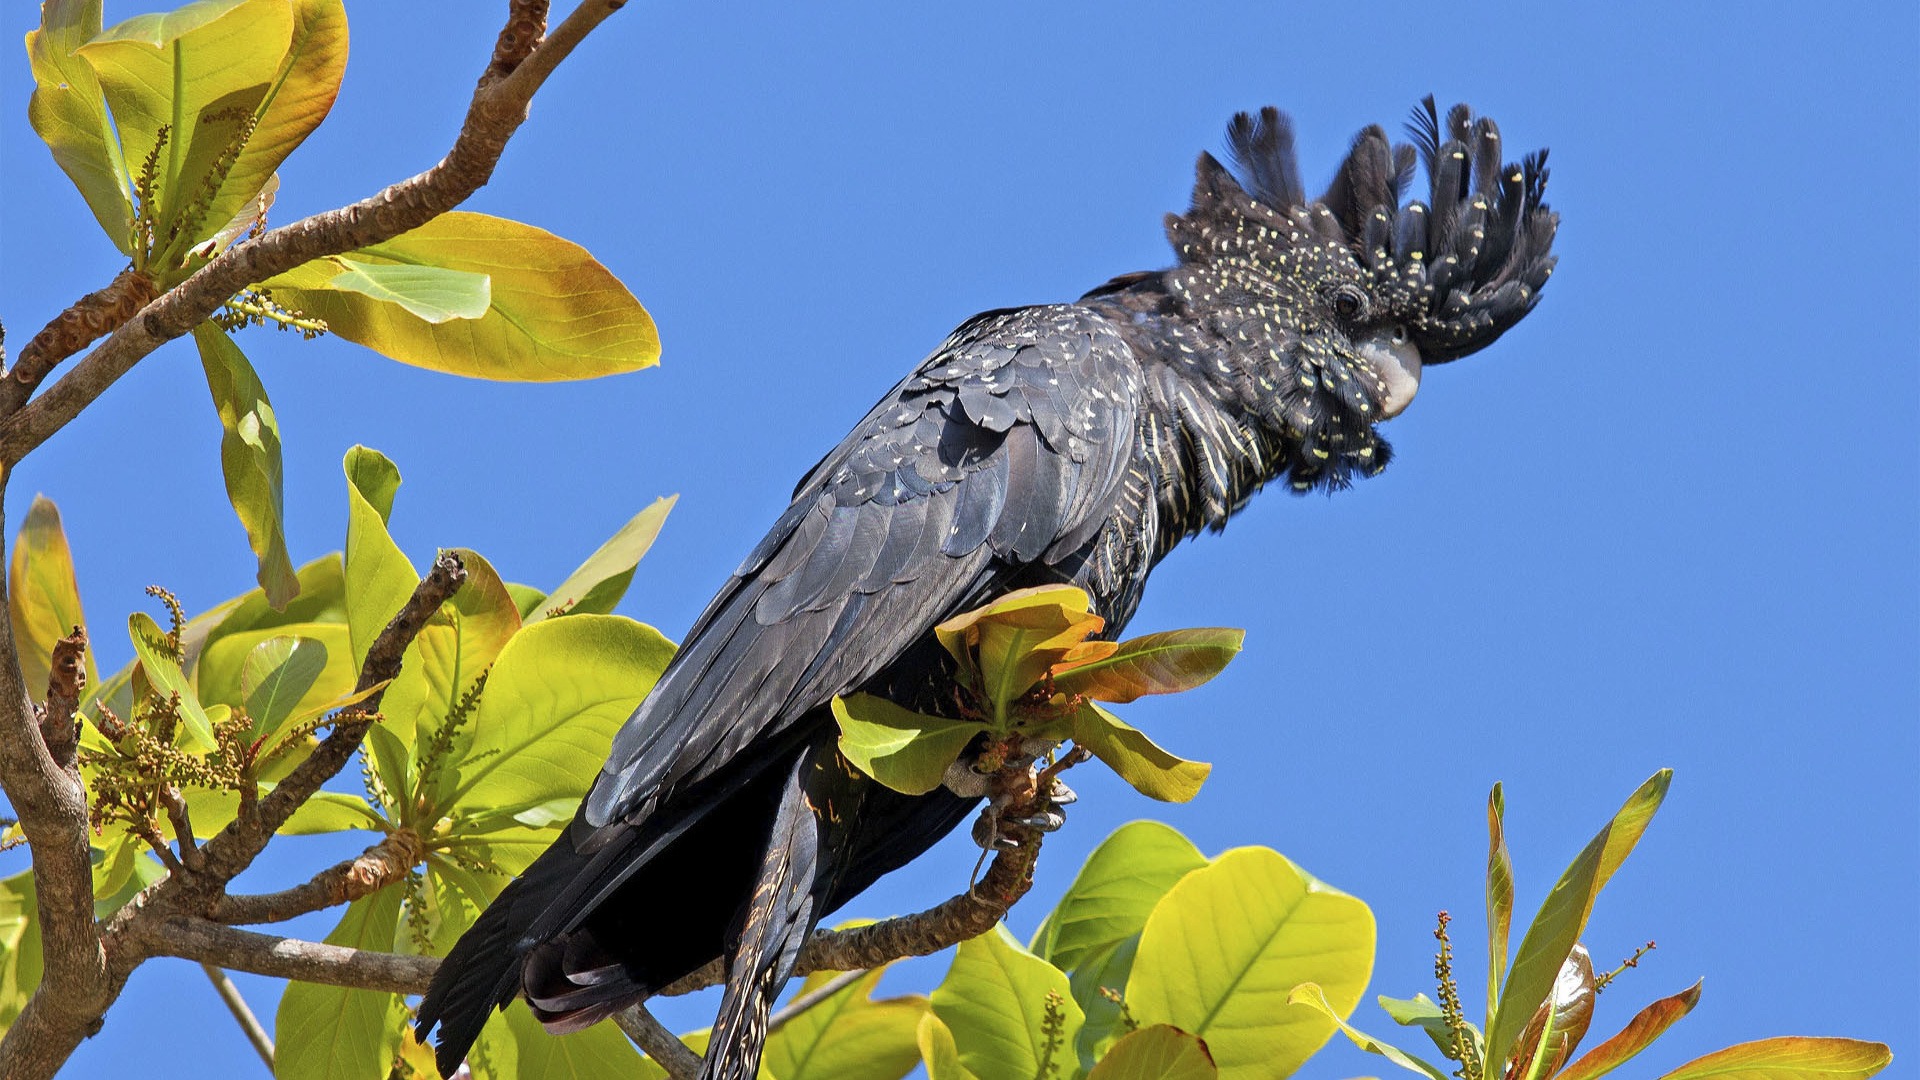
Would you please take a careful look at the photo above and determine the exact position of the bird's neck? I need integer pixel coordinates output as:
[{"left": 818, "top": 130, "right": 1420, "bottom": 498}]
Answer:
[{"left": 1081, "top": 287, "right": 1297, "bottom": 551}]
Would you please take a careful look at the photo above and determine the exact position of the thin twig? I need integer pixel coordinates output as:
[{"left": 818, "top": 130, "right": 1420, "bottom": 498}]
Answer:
[
  {"left": 148, "top": 916, "right": 438, "bottom": 995},
  {"left": 199, "top": 963, "right": 275, "bottom": 1073},
  {"left": 613, "top": 1002, "right": 704, "bottom": 1080},
  {"left": 765, "top": 968, "right": 869, "bottom": 1036}
]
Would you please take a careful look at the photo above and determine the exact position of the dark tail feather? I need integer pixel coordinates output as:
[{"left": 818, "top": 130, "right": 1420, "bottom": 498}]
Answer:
[
  {"left": 416, "top": 838, "right": 596, "bottom": 1077},
  {"left": 702, "top": 752, "right": 824, "bottom": 1080}
]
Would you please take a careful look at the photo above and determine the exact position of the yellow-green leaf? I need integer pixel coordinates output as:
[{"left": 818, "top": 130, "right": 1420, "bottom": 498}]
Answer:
[
  {"left": 238, "top": 634, "right": 327, "bottom": 741},
  {"left": 930, "top": 924, "right": 1083, "bottom": 1080},
  {"left": 1032, "top": 819, "right": 1208, "bottom": 972},
  {"left": 341, "top": 446, "right": 417, "bottom": 668},
  {"left": 1129, "top": 847, "right": 1375, "bottom": 1080},
  {"left": 193, "top": 0, "right": 345, "bottom": 259},
  {"left": 1556, "top": 980, "right": 1701, "bottom": 1080},
  {"left": 128, "top": 610, "right": 216, "bottom": 750},
  {"left": 1486, "top": 771, "right": 1670, "bottom": 1071},
  {"left": 833, "top": 694, "right": 986, "bottom": 796},
  {"left": 26, "top": 0, "right": 134, "bottom": 251},
  {"left": 917, "top": 1013, "right": 982, "bottom": 1080},
  {"left": 9, "top": 494, "right": 96, "bottom": 700},
  {"left": 273, "top": 886, "right": 406, "bottom": 1080},
  {"left": 496, "top": 996, "right": 648, "bottom": 1080},
  {"left": 529, "top": 495, "right": 677, "bottom": 622},
  {"left": 763, "top": 965, "right": 927, "bottom": 1080},
  {"left": 263, "top": 212, "right": 659, "bottom": 381},
  {"left": 196, "top": 324, "right": 298, "bottom": 609},
  {"left": 1052, "top": 628, "right": 1243, "bottom": 704},
  {"left": 0, "top": 869, "right": 43, "bottom": 1039},
  {"left": 1287, "top": 983, "right": 1448, "bottom": 1080},
  {"left": 1071, "top": 705, "right": 1209, "bottom": 803},
  {"left": 1651, "top": 1038, "right": 1892, "bottom": 1080},
  {"left": 1089, "top": 1025, "right": 1219, "bottom": 1080},
  {"left": 446, "top": 615, "right": 674, "bottom": 815},
  {"left": 197, "top": 621, "right": 354, "bottom": 728},
  {"left": 78, "top": 0, "right": 294, "bottom": 271},
  {"left": 935, "top": 585, "right": 1104, "bottom": 724}
]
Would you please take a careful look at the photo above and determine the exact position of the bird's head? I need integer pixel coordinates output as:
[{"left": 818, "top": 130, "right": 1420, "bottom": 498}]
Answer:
[{"left": 1154, "top": 99, "right": 1557, "bottom": 488}]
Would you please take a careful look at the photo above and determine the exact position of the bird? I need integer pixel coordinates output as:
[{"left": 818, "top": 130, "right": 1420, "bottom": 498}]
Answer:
[{"left": 417, "top": 97, "right": 1558, "bottom": 1080}]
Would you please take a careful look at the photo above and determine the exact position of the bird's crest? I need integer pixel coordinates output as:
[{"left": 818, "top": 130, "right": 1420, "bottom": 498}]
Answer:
[{"left": 1175, "top": 98, "right": 1558, "bottom": 364}]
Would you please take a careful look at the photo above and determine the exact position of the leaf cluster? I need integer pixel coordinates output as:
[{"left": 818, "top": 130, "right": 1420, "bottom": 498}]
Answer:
[
  {"left": 0, "top": 446, "right": 679, "bottom": 1080},
  {"left": 834, "top": 585, "right": 1241, "bottom": 804},
  {"left": 26, "top": 0, "right": 659, "bottom": 613}
]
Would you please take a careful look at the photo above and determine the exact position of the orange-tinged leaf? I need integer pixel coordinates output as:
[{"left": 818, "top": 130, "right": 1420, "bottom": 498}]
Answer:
[
  {"left": 1650, "top": 1037, "right": 1891, "bottom": 1080},
  {"left": 1555, "top": 980, "right": 1701, "bottom": 1080},
  {"left": 1503, "top": 944, "right": 1594, "bottom": 1080},
  {"left": 1052, "top": 628, "right": 1243, "bottom": 704},
  {"left": 1487, "top": 783, "right": 1514, "bottom": 1027},
  {"left": 26, "top": 0, "right": 134, "bottom": 251},
  {"left": 935, "top": 585, "right": 1102, "bottom": 723},
  {"left": 262, "top": 211, "right": 658, "bottom": 380}
]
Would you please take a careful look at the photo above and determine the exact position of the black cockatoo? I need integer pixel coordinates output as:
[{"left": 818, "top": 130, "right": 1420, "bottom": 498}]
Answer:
[{"left": 418, "top": 98, "right": 1558, "bottom": 1079}]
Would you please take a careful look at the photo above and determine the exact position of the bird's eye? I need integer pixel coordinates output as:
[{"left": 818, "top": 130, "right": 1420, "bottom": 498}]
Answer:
[
  {"left": 1330, "top": 284, "right": 1368, "bottom": 321},
  {"left": 1390, "top": 324, "right": 1409, "bottom": 346}
]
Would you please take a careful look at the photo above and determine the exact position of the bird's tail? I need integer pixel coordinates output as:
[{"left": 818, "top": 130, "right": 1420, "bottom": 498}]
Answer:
[{"left": 700, "top": 749, "right": 828, "bottom": 1080}]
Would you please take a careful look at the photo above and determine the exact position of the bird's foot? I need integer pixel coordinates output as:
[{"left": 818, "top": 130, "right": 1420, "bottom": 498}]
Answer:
[{"left": 960, "top": 739, "right": 1089, "bottom": 850}]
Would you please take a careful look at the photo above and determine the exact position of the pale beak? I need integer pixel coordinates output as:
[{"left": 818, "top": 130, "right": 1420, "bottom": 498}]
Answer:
[{"left": 1357, "top": 327, "right": 1422, "bottom": 419}]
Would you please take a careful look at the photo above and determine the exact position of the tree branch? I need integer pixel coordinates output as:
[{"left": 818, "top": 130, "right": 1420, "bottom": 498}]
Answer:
[
  {"left": 145, "top": 916, "right": 439, "bottom": 995},
  {"left": 614, "top": 1003, "right": 705, "bottom": 1080},
  {"left": 199, "top": 962, "right": 276, "bottom": 1073},
  {"left": 0, "top": 0, "right": 629, "bottom": 467},
  {"left": 212, "top": 828, "right": 424, "bottom": 925},
  {"left": 0, "top": 269, "right": 156, "bottom": 416}
]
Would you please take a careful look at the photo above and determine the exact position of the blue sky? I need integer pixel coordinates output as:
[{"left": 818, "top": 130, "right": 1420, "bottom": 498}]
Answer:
[{"left": 3, "top": 2, "right": 1916, "bottom": 1078}]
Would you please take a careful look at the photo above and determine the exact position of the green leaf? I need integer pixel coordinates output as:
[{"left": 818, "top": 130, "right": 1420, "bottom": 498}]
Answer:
[
  {"left": 385, "top": 548, "right": 520, "bottom": 809},
  {"left": 1378, "top": 993, "right": 1482, "bottom": 1063},
  {"left": 506, "top": 582, "right": 548, "bottom": 620},
  {"left": 263, "top": 212, "right": 660, "bottom": 380},
  {"left": 1485, "top": 771, "right": 1670, "bottom": 1071},
  {"left": 1032, "top": 819, "right": 1208, "bottom": 972},
  {"left": 1072, "top": 936, "right": 1143, "bottom": 1072},
  {"left": 1650, "top": 1038, "right": 1892, "bottom": 1080},
  {"left": 1071, "top": 705, "right": 1210, "bottom": 803},
  {"left": 239, "top": 635, "right": 327, "bottom": 741},
  {"left": 191, "top": 0, "right": 346, "bottom": 260},
  {"left": 832, "top": 694, "right": 986, "bottom": 796},
  {"left": 762, "top": 966, "right": 927, "bottom": 1080},
  {"left": 1486, "top": 783, "right": 1514, "bottom": 1027},
  {"left": 78, "top": 0, "right": 295, "bottom": 272},
  {"left": 196, "top": 324, "right": 298, "bottom": 608},
  {"left": 497, "top": 996, "right": 648, "bottom": 1080},
  {"left": 916, "top": 1013, "right": 983, "bottom": 1080},
  {"left": 279, "top": 790, "right": 387, "bottom": 836},
  {"left": 195, "top": 553, "right": 345, "bottom": 667},
  {"left": 273, "top": 886, "right": 406, "bottom": 1080},
  {"left": 1287, "top": 983, "right": 1449, "bottom": 1080},
  {"left": 0, "top": 869, "right": 44, "bottom": 1038},
  {"left": 128, "top": 610, "right": 216, "bottom": 750},
  {"left": 92, "top": 847, "right": 165, "bottom": 919},
  {"left": 1128, "top": 847, "right": 1375, "bottom": 1080},
  {"left": 1052, "top": 628, "right": 1243, "bottom": 704},
  {"left": 26, "top": 0, "right": 134, "bottom": 251},
  {"left": 1089, "top": 1024, "right": 1220, "bottom": 1080},
  {"left": 930, "top": 923, "right": 1084, "bottom": 1080},
  {"left": 529, "top": 495, "right": 677, "bottom": 621},
  {"left": 446, "top": 615, "right": 674, "bottom": 814},
  {"left": 9, "top": 494, "right": 97, "bottom": 700},
  {"left": 1556, "top": 981, "right": 1701, "bottom": 1080},
  {"left": 342, "top": 446, "right": 418, "bottom": 669},
  {"left": 320, "top": 257, "right": 492, "bottom": 323},
  {"left": 197, "top": 621, "right": 354, "bottom": 729}
]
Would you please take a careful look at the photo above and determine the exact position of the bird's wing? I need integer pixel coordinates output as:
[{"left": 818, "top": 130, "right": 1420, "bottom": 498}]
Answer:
[{"left": 580, "top": 304, "right": 1142, "bottom": 835}]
